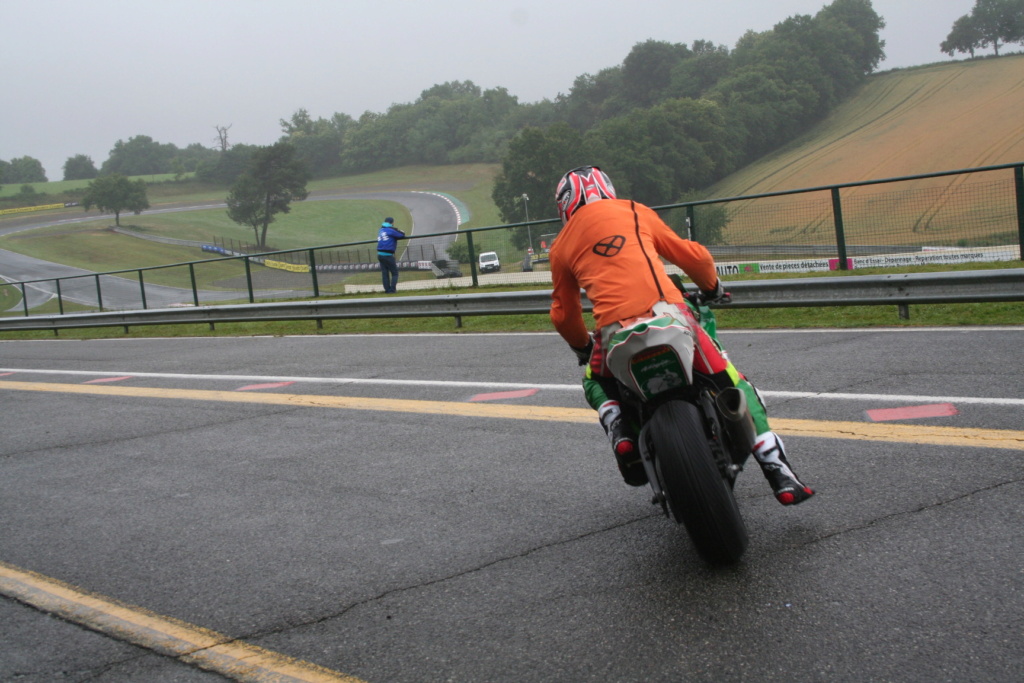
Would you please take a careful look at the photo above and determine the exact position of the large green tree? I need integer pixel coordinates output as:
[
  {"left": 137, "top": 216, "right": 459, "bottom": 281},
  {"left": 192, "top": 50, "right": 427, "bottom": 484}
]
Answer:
[
  {"left": 225, "top": 142, "right": 309, "bottom": 247},
  {"left": 279, "top": 108, "right": 354, "bottom": 177},
  {"left": 942, "top": 0, "right": 1024, "bottom": 57},
  {"left": 4, "top": 156, "right": 47, "bottom": 183},
  {"left": 195, "top": 143, "right": 257, "bottom": 185},
  {"left": 63, "top": 154, "right": 99, "bottom": 181},
  {"left": 666, "top": 40, "right": 733, "bottom": 100},
  {"left": 491, "top": 123, "right": 584, "bottom": 224},
  {"left": 971, "top": 0, "right": 1024, "bottom": 55},
  {"left": 816, "top": 0, "right": 887, "bottom": 74},
  {"left": 586, "top": 97, "right": 737, "bottom": 205},
  {"left": 336, "top": 80, "right": 522, "bottom": 171},
  {"left": 941, "top": 15, "right": 985, "bottom": 56},
  {"left": 621, "top": 40, "right": 693, "bottom": 107},
  {"left": 101, "top": 135, "right": 178, "bottom": 176},
  {"left": 81, "top": 174, "right": 150, "bottom": 226},
  {"left": 557, "top": 67, "right": 628, "bottom": 131}
]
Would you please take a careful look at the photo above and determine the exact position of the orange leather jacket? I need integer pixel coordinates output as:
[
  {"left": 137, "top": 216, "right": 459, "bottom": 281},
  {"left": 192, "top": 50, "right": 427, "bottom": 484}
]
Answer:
[{"left": 549, "top": 198, "right": 718, "bottom": 349}]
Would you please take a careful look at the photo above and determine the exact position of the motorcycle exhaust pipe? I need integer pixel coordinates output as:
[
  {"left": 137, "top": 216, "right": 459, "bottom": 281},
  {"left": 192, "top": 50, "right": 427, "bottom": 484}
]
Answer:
[{"left": 716, "top": 387, "right": 757, "bottom": 464}]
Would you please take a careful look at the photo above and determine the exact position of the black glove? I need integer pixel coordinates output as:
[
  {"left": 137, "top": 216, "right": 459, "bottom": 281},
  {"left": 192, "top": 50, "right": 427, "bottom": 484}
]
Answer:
[
  {"left": 570, "top": 338, "right": 594, "bottom": 366},
  {"left": 700, "top": 279, "right": 730, "bottom": 304}
]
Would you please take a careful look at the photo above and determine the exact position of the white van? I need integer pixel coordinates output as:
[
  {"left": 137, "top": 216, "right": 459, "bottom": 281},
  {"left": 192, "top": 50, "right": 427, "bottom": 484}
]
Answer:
[{"left": 478, "top": 251, "right": 501, "bottom": 273}]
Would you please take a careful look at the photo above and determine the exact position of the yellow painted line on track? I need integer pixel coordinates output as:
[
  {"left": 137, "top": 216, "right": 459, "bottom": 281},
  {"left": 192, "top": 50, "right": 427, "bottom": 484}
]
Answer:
[
  {"left": 0, "top": 380, "right": 595, "bottom": 423},
  {"left": 2, "top": 380, "right": 1023, "bottom": 450},
  {"left": 771, "top": 418, "right": 1024, "bottom": 451},
  {"left": 0, "top": 561, "right": 365, "bottom": 683}
]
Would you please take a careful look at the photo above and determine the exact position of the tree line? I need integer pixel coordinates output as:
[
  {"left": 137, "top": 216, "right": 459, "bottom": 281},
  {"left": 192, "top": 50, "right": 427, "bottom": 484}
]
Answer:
[{"left": 941, "top": 0, "right": 1024, "bottom": 58}]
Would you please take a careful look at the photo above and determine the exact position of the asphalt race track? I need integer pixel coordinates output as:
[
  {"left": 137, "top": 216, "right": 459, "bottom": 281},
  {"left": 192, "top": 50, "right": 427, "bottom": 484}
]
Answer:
[{"left": 1, "top": 328, "right": 1022, "bottom": 682}]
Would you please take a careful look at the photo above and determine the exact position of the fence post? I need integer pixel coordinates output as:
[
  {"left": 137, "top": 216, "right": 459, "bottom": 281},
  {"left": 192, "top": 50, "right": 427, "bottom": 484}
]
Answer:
[
  {"left": 308, "top": 248, "right": 320, "bottom": 298},
  {"left": 137, "top": 270, "right": 148, "bottom": 310},
  {"left": 466, "top": 230, "right": 479, "bottom": 287},
  {"left": 94, "top": 274, "right": 104, "bottom": 311},
  {"left": 1014, "top": 164, "right": 1024, "bottom": 261},
  {"left": 244, "top": 256, "right": 254, "bottom": 303},
  {"left": 19, "top": 283, "right": 28, "bottom": 317},
  {"left": 831, "top": 187, "right": 849, "bottom": 271},
  {"left": 686, "top": 205, "right": 696, "bottom": 241},
  {"left": 55, "top": 279, "right": 64, "bottom": 315},
  {"left": 189, "top": 263, "right": 199, "bottom": 307}
]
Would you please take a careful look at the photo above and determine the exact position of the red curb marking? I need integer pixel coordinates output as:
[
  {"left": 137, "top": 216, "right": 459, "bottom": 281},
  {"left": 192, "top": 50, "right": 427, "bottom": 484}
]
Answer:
[
  {"left": 236, "top": 382, "right": 296, "bottom": 391},
  {"left": 83, "top": 376, "right": 133, "bottom": 384},
  {"left": 469, "top": 388, "right": 539, "bottom": 402},
  {"left": 866, "top": 403, "right": 959, "bottom": 422}
]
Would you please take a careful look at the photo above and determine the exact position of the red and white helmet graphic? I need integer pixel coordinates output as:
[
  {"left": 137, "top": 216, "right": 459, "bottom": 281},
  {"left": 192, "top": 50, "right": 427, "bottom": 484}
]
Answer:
[{"left": 555, "top": 166, "right": 617, "bottom": 225}]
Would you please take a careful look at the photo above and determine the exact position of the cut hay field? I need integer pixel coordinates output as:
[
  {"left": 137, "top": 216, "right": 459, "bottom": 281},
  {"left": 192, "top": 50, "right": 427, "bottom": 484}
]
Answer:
[
  {"left": 706, "top": 55, "right": 1024, "bottom": 251},
  {"left": 711, "top": 55, "right": 1024, "bottom": 195}
]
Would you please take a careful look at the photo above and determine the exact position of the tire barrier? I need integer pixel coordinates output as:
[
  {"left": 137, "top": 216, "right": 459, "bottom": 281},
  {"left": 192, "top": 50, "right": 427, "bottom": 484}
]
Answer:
[{"left": 315, "top": 261, "right": 422, "bottom": 273}]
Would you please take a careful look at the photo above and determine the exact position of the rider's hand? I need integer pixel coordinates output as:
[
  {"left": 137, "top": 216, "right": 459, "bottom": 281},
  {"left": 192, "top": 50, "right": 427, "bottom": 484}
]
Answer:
[
  {"left": 700, "top": 279, "right": 730, "bottom": 305},
  {"left": 570, "top": 339, "right": 594, "bottom": 366}
]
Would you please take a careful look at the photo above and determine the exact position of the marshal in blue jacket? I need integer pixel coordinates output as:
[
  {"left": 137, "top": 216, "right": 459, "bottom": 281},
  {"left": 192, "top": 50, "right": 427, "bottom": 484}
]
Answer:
[{"left": 377, "top": 220, "right": 406, "bottom": 254}]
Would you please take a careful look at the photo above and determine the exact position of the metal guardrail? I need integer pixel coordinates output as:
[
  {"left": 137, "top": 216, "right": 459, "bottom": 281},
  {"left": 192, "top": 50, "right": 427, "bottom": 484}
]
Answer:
[
  {"left": 0, "top": 269, "right": 1020, "bottom": 333},
  {"left": 723, "top": 268, "right": 1024, "bottom": 307}
]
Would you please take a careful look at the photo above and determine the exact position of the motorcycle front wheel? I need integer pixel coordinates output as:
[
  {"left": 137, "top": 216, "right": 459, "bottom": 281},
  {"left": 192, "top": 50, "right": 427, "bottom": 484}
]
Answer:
[{"left": 648, "top": 399, "right": 748, "bottom": 565}]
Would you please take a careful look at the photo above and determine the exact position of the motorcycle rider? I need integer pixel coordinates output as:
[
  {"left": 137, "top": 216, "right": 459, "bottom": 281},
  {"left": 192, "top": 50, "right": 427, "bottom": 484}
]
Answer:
[{"left": 548, "top": 166, "right": 814, "bottom": 506}]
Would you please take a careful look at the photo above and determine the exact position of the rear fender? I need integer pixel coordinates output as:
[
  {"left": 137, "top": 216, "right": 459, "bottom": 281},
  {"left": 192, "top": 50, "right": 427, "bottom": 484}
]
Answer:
[{"left": 605, "top": 304, "right": 696, "bottom": 400}]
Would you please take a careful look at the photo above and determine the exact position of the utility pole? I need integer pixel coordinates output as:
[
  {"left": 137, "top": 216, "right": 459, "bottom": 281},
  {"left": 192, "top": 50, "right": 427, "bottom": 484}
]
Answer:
[{"left": 522, "top": 193, "right": 533, "bottom": 257}]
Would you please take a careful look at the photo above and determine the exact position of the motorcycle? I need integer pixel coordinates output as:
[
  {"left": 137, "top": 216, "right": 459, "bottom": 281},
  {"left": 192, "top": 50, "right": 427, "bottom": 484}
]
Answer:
[{"left": 603, "top": 288, "right": 756, "bottom": 565}]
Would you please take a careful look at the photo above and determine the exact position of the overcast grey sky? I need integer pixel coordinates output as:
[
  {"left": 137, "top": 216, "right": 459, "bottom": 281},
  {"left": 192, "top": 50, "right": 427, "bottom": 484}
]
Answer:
[{"left": 2, "top": 0, "right": 979, "bottom": 180}]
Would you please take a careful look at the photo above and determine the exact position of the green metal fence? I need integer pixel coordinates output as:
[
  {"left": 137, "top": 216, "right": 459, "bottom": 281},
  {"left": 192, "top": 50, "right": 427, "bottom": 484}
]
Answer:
[{"left": 2, "top": 162, "right": 1022, "bottom": 315}]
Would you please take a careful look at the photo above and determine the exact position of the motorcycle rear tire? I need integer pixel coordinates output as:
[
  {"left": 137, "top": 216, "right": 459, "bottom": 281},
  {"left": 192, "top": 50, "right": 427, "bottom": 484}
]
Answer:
[{"left": 649, "top": 400, "right": 748, "bottom": 565}]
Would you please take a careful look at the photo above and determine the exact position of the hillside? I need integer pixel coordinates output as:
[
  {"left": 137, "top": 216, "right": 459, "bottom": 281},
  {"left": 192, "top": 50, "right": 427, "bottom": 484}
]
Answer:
[{"left": 709, "top": 55, "right": 1024, "bottom": 198}]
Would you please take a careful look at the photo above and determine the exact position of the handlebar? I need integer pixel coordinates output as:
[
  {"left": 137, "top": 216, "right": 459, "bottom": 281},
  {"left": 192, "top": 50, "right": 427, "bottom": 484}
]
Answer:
[
  {"left": 670, "top": 274, "right": 731, "bottom": 306},
  {"left": 684, "top": 290, "right": 732, "bottom": 306}
]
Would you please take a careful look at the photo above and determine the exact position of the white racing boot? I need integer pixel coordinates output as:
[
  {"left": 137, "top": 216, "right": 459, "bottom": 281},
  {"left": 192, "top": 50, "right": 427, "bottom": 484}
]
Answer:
[{"left": 753, "top": 431, "right": 815, "bottom": 505}]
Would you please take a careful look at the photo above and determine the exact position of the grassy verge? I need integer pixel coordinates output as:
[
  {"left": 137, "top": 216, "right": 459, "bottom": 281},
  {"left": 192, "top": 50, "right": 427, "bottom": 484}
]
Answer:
[{"left": 2, "top": 279, "right": 1021, "bottom": 341}]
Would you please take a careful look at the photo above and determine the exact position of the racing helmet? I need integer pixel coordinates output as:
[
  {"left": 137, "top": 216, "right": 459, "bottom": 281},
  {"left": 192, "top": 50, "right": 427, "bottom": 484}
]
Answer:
[{"left": 555, "top": 166, "right": 617, "bottom": 225}]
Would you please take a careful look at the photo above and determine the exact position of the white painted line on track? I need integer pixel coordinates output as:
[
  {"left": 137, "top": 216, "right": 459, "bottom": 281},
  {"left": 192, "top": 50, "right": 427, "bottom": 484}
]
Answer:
[
  {"left": 2, "top": 367, "right": 1022, "bottom": 407},
  {"left": 764, "top": 391, "right": 1024, "bottom": 407},
  {"left": 1, "top": 327, "right": 1022, "bottom": 344},
  {"left": 0, "top": 367, "right": 575, "bottom": 391},
  {"left": 717, "top": 326, "right": 1024, "bottom": 334}
]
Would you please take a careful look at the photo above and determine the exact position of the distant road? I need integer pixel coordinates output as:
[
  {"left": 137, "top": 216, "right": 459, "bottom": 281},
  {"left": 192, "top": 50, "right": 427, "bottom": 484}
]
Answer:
[{"left": 0, "top": 191, "right": 459, "bottom": 311}]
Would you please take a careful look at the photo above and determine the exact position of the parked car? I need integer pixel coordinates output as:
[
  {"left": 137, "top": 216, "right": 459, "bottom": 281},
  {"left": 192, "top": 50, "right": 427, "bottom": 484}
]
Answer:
[{"left": 478, "top": 251, "right": 501, "bottom": 273}]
